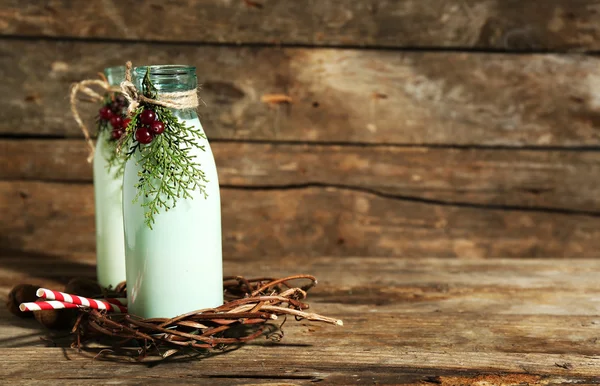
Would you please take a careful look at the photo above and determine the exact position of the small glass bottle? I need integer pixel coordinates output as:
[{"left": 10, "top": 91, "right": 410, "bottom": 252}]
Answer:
[
  {"left": 93, "top": 66, "right": 127, "bottom": 289},
  {"left": 123, "top": 65, "right": 223, "bottom": 318}
]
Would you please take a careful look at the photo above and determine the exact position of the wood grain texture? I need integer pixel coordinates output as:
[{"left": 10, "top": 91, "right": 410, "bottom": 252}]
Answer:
[
  {"left": 1, "top": 0, "right": 600, "bottom": 51},
  {"left": 1, "top": 348, "right": 599, "bottom": 384},
  {"left": 1, "top": 257, "right": 600, "bottom": 383},
  {"left": 2, "top": 39, "right": 600, "bottom": 146},
  {"left": 1, "top": 347, "right": 598, "bottom": 384},
  {"left": 3, "top": 255, "right": 600, "bottom": 316},
  {"left": 1, "top": 181, "right": 600, "bottom": 259},
  {"left": 3, "top": 139, "right": 600, "bottom": 213}
]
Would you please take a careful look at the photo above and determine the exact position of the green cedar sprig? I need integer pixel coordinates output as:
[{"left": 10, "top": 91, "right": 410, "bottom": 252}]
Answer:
[{"left": 122, "top": 69, "right": 209, "bottom": 229}]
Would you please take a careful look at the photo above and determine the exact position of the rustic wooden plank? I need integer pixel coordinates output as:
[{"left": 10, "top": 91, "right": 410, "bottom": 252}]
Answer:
[
  {"left": 3, "top": 255, "right": 600, "bottom": 316},
  {"left": 2, "top": 39, "right": 600, "bottom": 146},
  {"left": 3, "top": 300, "right": 600, "bottom": 356},
  {"left": 2, "top": 181, "right": 600, "bottom": 258},
  {"left": 5, "top": 294, "right": 600, "bottom": 358},
  {"left": 0, "top": 348, "right": 598, "bottom": 384},
  {"left": 2, "top": 257, "right": 600, "bottom": 382},
  {"left": 1, "top": 347, "right": 599, "bottom": 381},
  {"left": 5, "top": 254, "right": 600, "bottom": 290},
  {"left": 2, "top": 0, "right": 600, "bottom": 51},
  {"left": 2, "top": 376, "right": 586, "bottom": 386},
  {"left": 3, "top": 139, "right": 600, "bottom": 213}
]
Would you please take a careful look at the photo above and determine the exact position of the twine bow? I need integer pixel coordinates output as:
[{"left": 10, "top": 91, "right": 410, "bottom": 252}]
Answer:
[
  {"left": 119, "top": 61, "right": 199, "bottom": 115},
  {"left": 70, "top": 62, "right": 200, "bottom": 163},
  {"left": 69, "top": 76, "right": 121, "bottom": 163}
]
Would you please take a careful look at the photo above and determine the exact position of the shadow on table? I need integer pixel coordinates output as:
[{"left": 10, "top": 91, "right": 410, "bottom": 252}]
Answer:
[
  {"left": 0, "top": 242, "right": 96, "bottom": 287},
  {"left": 0, "top": 329, "right": 48, "bottom": 348},
  {"left": 0, "top": 239, "right": 316, "bottom": 366},
  {"left": 54, "top": 324, "right": 299, "bottom": 368},
  {"left": 0, "top": 317, "right": 266, "bottom": 366},
  {"left": 0, "top": 311, "right": 75, "bottom": 348},
  {"left": 66, "top": 344, "right": 247, "bottom": 367},
  {"left": 2, "top": 305, "right": 310, "bottom": 368},
  {"left": 0, "top": 237, "right": 96, "bottom": 341}
]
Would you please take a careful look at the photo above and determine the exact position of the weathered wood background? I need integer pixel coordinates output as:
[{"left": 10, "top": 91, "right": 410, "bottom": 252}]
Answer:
[{"left": 2, "top": 0, "right": 600, "bottom": 258}]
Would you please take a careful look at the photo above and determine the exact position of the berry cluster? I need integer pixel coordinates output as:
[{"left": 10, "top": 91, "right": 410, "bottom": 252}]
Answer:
[
  {"left": 98, "top": 95, "right": 129, "bottom": 141},
  {"left": 134, "top": 108, "right": 165, "bottom": 145}
]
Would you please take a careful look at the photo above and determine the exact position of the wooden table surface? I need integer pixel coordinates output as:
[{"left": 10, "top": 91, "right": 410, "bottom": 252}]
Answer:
[{"left": 2, "top": 254, "right": 600, "bottom": 385}]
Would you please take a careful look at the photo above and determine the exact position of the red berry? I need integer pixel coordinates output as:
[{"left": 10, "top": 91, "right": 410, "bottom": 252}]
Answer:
[
  {"left": 110, "top": 115, "right": 123, "bottom": 129},
  {"left": 150, "top": 121, "right": 165, "bottom": 135},
  {"left": 140, "top": 109, "right": 156, "bottom": 125},
  {"left": 135, "top": 127, "right": 153, "bottom": 144},
  {"left": 111, "top": 129, "right": 124, "bottom": 140},
  {"left": 121, "top": 118, "right": 132, "bottom": 130},
  {"left": 99, "top": 106, "right": 113, "bottom": 120}
]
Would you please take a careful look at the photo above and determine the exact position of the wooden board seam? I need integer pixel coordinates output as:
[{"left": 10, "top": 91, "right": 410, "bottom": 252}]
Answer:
[
  {"left": 2, "top": 34, "right": 598, "bottom": 55},
  {"left": 6, "top": 135, "right": 600, "bottom": 151}
]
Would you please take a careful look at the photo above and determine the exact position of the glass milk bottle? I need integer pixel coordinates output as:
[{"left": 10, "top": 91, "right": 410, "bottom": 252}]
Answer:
[
  {"left": 123, "top": 65, "right": 223, "bottom": 318},
  {"left": 93, "top": 66, "right": 127, "bottom": 289}
]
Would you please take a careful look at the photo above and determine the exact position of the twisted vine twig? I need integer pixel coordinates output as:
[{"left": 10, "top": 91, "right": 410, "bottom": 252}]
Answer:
[{"left": 70, "top": 275, "right": 342, "bottom": 362}]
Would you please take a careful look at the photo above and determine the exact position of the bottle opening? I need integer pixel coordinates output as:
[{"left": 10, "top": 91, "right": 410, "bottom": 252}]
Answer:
[{"left": 133, "top": 65, "right": 197, "bottom": 92}]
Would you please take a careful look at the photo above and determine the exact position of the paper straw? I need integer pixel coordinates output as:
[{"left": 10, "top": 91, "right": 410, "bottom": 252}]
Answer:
[
  {"left": 19, "top": 301, "right": 80, "bottom": 312},
  {"left": 36, "top": 288, "right": 127, "bottom": 313}
]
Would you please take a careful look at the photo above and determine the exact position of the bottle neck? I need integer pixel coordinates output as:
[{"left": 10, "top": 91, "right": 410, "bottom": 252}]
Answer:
[
  {"left": 104, "top": 66, "right": 126, "bottom": 86},
  {"left": 132, "top": 65, "right": 197, "bottom": 93}
]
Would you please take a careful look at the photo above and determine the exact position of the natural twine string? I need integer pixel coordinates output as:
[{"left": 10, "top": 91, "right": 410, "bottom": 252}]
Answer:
[
  {"left": 69, "top": 61, "right": 199, "bottom": 163},
  {"left": 119, "top": 61, "right": 199, "bottom": 115},
  {"left": 69, "top": 76, "right": 121, "bottom": 163}
]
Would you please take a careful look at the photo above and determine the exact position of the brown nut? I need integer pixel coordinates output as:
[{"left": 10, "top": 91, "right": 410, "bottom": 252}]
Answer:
[
  {"left": 6, "top": 284, "right": 39, "bottom": 318},
  {"left": 64, "top": 278, "right": 102, "bottom": 298},
  {"left": 33, "top": 278, "right": 102, "bottom": 330},
  {"left": 33, "top": 306, "right": 78, "bottom": 330}
]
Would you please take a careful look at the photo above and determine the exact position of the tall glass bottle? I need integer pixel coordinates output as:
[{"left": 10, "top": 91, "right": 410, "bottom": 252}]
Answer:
[
  {"left": 122, "top": 65, "right": 223, "bottom": 318},
  {"left": 93, "top": 66, "right": 127, "bottom": 289}
]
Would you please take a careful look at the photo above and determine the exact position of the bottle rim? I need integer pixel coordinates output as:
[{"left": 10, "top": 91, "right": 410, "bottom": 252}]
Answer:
[{"left": 133, "top": 65, "right": 196, "bottom": 76}]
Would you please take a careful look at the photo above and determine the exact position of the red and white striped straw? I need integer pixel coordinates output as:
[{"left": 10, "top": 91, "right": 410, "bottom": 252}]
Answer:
[
  {"left": 36, "top": 288, "right": 127, "bottom": 313},
  {"left": 19, "top": 300, "right": 80, "bottom": 312}
]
